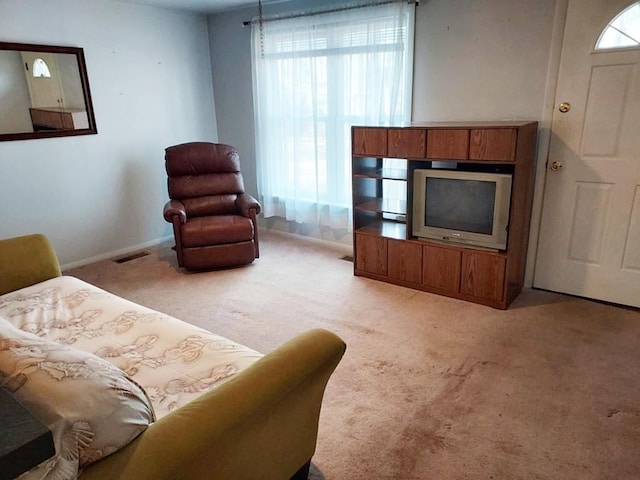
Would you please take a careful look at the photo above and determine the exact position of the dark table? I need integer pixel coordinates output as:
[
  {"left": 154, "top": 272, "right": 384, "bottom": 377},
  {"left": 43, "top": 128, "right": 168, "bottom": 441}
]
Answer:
[{"left": 0, "top": 386, "right": 55, "bottom": 480}]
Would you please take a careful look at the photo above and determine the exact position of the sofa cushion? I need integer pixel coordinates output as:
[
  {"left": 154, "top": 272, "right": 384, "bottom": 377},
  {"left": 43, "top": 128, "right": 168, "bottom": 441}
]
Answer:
[{"left": 0, "top": 317, "right": 155, "bottom": 479}]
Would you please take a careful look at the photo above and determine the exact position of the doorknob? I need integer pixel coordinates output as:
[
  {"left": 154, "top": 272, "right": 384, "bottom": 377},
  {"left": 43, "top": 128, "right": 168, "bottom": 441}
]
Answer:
[
  {"left": 550, "top": 161, "right": 563, "bottom": 171},
  {"left": 559, "top": 102, "right": 571, "bottom": 113}
]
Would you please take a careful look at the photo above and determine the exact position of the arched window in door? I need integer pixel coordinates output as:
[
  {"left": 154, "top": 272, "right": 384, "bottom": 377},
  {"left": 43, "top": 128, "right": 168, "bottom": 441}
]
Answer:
[
  {"left": 596, "top": 1, "right": 640, "bottom": 50},
  {"left": 32, "top": 58, "right": 51, "bottom": 78}
]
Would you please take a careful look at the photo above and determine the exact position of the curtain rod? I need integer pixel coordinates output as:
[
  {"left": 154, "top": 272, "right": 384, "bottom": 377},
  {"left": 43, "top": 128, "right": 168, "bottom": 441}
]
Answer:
[{"left": 242, "top": 0, "right": 418, "bottom": 27}]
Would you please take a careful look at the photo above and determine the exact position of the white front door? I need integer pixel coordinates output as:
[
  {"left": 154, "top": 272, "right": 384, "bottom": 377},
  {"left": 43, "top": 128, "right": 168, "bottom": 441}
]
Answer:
[
  {"left": 21, "top": 51, "right": 65, "bottom": 108},
  {"left": 534, "top": 0, "right": 640, "bottom": 308}
]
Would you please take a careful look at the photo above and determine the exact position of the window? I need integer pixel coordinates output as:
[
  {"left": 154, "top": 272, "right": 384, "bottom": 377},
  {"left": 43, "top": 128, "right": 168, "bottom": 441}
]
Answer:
[
  {"left": 251, "top": 1, "right": 414, "bottom": 230},
  {"left": 32, "top": 58, "right": 51, "bottom": 78},
  {"left": 595, "top": 1, "right": 640, "bottom": 50}
]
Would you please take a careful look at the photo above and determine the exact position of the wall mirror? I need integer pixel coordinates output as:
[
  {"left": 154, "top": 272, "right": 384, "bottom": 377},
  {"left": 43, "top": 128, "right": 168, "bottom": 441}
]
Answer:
[{"left": 0, "top": 42, "right": 97, "bottom": 142}]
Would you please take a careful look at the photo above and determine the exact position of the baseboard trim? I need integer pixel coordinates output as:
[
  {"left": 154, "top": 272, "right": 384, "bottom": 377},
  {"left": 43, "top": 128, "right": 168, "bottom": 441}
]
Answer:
[
  {"left": 61, "top": 235, "right": 173, "bottom": 271},
  {"left": 258, "top": 217, "right": 353, "bottom": 247},
  {"left": 262, "top": 227, "right": 353, "bottom": 253},
  {"left": 61, "top": 227, "right": 353, "bottom": 272}
]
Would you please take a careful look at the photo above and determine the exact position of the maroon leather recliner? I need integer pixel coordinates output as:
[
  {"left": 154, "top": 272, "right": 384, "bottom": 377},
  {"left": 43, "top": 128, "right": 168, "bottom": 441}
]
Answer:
[{"left": 163, "top": 142, "right": 261, "bottom": 270}]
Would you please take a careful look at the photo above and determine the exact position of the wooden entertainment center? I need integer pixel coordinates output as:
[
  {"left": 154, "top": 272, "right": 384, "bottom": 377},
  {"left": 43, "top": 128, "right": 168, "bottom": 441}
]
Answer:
[{"left": 351, "top": 121, "right": 538, "bottom": 309}]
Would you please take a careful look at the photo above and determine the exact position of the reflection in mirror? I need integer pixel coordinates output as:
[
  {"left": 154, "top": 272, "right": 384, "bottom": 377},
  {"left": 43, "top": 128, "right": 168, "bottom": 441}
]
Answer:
[
  {"left": 32, "top": 58, "right": 52, "bottom": 77},
  {"left": 0, "top": 42, "right": 97, "bottom": 141}
]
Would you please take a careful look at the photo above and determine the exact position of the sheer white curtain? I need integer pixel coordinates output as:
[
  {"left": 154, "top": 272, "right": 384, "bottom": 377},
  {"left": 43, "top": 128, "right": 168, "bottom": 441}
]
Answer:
[{"left": 251, "top": 1, "right": 414, "bottom": 230}]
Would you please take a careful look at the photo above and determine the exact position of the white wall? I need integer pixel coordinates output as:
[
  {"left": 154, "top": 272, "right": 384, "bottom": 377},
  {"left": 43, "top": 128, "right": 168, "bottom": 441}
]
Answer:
[
  {"left": 0, "top": 0, "right": 217, "bottom": 267},
  {"left": 208, "top": 0, "right": 561, "bottom": 251},
  {"left": 412, "top": 0, "right": 556, "bottom": 122}
]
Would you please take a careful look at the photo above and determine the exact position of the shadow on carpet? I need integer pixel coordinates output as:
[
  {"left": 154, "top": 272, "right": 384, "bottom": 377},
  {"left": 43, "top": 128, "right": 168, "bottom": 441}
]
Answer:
[{"left": 309, "top": 463, "right": 324, "bottom": 480}]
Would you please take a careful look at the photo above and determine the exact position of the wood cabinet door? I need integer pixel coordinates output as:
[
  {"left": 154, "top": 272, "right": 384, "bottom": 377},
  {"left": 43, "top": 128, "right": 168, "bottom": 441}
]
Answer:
[
  {"left": 352, "top": 128, "right": 388, "bottom": 157},
  {"left": 460, "top": 251, "right": 506, "bottom": 301},
  {"left": 388, "top": 239, "right": 422, "bottom": 283},
  {"left": 422, "top": 244, "right": 461, "bottom": 292},
  {"left": 388, "top": 128, "right": 426, "bottom": 158},
  {"left": 426, "top": 129, "right": 469, "bottom": 160},
  {"left": 355, "top": 233, "right": 388, "bottom": 276},
  {"left": 469, "top": 129, "right": 517, "bottom": 161}
]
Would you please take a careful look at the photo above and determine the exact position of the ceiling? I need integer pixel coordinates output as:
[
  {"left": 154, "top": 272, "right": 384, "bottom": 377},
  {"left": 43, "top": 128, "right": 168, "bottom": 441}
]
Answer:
[{"left": 117, "top": 0, "right": 286, "bottom": 14}]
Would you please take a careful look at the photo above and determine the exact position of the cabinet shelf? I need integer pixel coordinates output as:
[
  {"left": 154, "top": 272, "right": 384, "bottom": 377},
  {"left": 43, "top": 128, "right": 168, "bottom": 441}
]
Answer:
[
  {"left": 353, "top": 167, "right": 407, "bottom": 181},
  {"left": 356, "top": 221, "right": 406, "bottom": 240},
  {"left": 354, "top": 197, "right": 406, "bottom": 215}
]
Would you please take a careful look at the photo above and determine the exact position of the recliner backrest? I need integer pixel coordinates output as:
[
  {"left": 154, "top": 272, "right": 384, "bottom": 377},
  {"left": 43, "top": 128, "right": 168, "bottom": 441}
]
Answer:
[{"left": 165, "top": 142, "right": 246, "bottom": 217}]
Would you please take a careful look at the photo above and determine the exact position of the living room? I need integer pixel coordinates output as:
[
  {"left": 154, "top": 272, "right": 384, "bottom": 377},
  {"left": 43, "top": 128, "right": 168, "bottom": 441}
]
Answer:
[
  {"left": 1, "top": 0, "right": 639, "bottom": 479},
  {"left": 0, "top": 0, "right": 558, "bottom": 268}
]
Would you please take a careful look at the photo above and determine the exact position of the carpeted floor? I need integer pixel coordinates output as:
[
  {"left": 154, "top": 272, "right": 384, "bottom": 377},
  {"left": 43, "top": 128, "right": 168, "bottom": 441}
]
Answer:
[{"left": 66, "top": 230, "right": 640, "bottom": 480}]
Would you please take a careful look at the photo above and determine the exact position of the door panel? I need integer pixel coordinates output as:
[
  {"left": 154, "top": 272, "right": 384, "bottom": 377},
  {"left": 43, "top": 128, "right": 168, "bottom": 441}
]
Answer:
[
  {"left": 581, "top": 64, "right": 633, "bottom": 156},
  {"left": 422, "top": 244, "right": 461, "bottom": 293},
  {"left": 460, "top": 251, "right": 505, "bottom": 302},
  {"left": 567, "top": 182, "right": 612, "bottom": 264},
  {"left": 623, "top": 187, "right": 640, "bottom": 270}
]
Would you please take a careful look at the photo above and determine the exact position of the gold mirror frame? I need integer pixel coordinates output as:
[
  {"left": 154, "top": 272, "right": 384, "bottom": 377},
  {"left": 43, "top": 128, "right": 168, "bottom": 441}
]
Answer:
[{"left": 0, "top": 42, "right": 97, "bottom": 142}]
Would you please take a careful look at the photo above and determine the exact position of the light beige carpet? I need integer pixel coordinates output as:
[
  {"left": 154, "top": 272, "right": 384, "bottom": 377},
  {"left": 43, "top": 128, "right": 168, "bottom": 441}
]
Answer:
[{"left": 67, "top": 230, "right": 640, "bottom": 480}]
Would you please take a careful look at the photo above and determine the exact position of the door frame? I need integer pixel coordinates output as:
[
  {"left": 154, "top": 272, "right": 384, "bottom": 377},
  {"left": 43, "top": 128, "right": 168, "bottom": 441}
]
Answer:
[{"left": 525, "top": 0, "right": 569, "bottom": 287}]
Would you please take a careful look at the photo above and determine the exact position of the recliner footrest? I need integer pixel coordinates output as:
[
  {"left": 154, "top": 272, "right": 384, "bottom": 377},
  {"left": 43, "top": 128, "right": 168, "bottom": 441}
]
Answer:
[
  {"left": 181, "top": 216, "right": 254, "bottom": 248},
  {"left": 182, "top": 241, "right": 257, "bottom": 270}
]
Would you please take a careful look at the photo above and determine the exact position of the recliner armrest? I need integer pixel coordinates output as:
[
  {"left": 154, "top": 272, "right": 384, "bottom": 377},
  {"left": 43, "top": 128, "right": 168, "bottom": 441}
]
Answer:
[
  {"left": 163, "top": 200, "right": 187, "bottom": 223},
  {"left": 236, "top": 193, "right": 261, "bottom": 217}
]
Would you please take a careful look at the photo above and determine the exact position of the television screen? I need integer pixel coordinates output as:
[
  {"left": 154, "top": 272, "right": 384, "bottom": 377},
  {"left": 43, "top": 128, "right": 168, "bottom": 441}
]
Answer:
[
  {"left": 412, "top": 169, "right": 512, "bottom": 251},
  {"left": 424, "top": 178, "right": 496, "bottom": 235}
]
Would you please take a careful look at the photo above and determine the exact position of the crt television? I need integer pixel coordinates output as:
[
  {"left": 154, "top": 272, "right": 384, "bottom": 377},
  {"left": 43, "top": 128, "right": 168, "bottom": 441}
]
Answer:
[{"left": 412, "top": 169, "right": 513, "bottom": 250}]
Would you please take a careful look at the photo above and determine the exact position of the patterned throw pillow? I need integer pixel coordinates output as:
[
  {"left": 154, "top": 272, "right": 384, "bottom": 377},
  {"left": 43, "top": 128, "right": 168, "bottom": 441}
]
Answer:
[{"left": 0, "top": 316, "right": 155, "bottom": 479}]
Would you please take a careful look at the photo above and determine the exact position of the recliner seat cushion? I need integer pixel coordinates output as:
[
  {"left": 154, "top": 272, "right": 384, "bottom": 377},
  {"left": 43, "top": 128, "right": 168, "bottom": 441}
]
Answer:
[{"left": 181, "top": 216, "right": 254, "bottom": 248}]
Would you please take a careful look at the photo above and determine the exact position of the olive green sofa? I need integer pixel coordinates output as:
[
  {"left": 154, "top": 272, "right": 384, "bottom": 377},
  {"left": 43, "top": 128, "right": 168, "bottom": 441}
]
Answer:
[{"left": 0, "top": 233, "right": 346, "bottom": 480}]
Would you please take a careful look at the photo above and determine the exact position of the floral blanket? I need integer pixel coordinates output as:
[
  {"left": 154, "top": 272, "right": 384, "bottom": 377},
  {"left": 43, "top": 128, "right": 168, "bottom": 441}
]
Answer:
[{"left": 0, "top": 275, "right": 263, "bottom": 418}]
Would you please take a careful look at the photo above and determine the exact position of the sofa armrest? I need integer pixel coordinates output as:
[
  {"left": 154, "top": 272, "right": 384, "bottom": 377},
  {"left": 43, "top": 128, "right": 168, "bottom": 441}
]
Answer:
[
  {"left": 0, "top": 234, "right": 62, "bottom": 295},
  {"left": 79, "top": 328, "right": 346, "bottom": 480},
  {"left": 163, "top": 200, "right": 187, "bottom": 223},
  {"left": 236, "top": 193, "right": 261, "bottom": 218}
]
